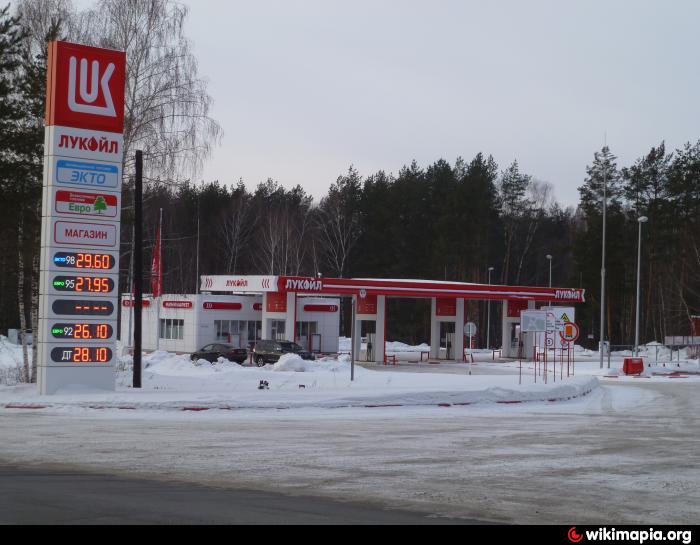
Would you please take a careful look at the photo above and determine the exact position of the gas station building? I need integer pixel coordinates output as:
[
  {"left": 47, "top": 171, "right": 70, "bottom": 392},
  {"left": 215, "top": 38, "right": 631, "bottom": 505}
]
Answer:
[{"left": 173, "top": 275, "right": 586, "bottom": 362}]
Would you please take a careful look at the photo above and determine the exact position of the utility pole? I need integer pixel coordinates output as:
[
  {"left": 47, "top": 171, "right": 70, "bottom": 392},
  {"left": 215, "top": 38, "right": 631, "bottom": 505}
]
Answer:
[
  {"left": 133, "top": 150, "right": 143, "bottom": 388},
  {"left": 546, "top": 254, "right": 553, "bottom": 287},
  {"left": 634, "top": 216, "right": 648, "bottom": 356},
  {"left": 195, "top": 191, "right": 200, "bottom": 294},
  {"left": 486, "top": 266, "right": 494, "bottom": 349},
  {"left": 350, "top": 296, "right": 356, "bottom": 381},
  {"left": 599, "top": 147, "right": 608, "bottom": 369}
]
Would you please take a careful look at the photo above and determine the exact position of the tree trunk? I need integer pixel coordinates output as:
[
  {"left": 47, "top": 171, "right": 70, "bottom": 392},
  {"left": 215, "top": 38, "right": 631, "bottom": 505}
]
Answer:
[
  {"left": 17, "top": 221, "right": 29, "bottom": 383},
  {"left": 31, "top": 247, "right": 40, "bottom": 383}
]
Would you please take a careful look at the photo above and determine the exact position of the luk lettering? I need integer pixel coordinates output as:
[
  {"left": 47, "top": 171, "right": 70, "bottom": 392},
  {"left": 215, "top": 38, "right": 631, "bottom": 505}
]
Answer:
[
  {"left": 284, "top": 278, "right": 323, "bottom": 291},
  {"left": 67, "top": 56, "right": 117, "bottom": 117}
]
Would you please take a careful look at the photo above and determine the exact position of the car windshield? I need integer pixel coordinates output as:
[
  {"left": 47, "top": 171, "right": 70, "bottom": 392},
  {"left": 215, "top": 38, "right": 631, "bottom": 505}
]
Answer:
[{"left": 280, "top": 342, "right": 302, "bottom": 352}]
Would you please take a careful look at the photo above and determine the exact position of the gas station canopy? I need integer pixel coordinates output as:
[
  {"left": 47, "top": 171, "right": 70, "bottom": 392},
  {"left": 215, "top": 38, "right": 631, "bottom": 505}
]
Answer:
[{"left": 200, "top": 275, "right": 585, "bottom": 303}]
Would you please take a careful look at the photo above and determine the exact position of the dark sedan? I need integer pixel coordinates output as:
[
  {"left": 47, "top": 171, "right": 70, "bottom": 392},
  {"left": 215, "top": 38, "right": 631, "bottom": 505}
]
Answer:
[{"left": 190, "top": 343, "right": 248, "bottom": 364}]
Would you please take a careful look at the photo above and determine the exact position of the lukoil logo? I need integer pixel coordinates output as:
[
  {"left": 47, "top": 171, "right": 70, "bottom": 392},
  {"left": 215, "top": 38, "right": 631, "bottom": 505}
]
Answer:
[
  {"left": 68, "top": 57, "right": 116, "bottom": 117},
  {"left": 284, "top": 278, "right": 323, "bottom": 291},
  {"left": 555, "top": 289, "right": 583, "bottom": 302},
  {"left": 46, "top": 41, "right": 125, "bottom": 133}
]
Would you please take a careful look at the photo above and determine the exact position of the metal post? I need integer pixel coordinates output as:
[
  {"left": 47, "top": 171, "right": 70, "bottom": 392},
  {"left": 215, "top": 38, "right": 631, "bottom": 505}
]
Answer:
[
  {"left": 599, "top": 149, "right": 608, "bottom": 369},
  {"left": 468, "top": 331, "right": 473, "bottom": 375},
  {"left": 486, "top": 267, "right": 494, "bottom": 350},
  {"left": 155, "top": 208, "right": 162, "bottom": 351},
  {"left": 350, "top": 296, "right": 356, "bottom": 381},
  {"left": 195, "top": 193, "right": 200, "bottom": 294},
  {"left": 546, "top": 255, "right": 553, "bottom": 288},
  {"left": 634, "top": 216, "right": 648, "bottom": 357},
  {"left": 133, "top": 150, "right": 143, "bottom": 388}
]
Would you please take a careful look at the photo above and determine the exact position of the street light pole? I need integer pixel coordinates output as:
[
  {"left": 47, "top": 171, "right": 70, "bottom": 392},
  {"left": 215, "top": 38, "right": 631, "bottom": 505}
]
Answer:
[
  {"left": 486, "top": 267, "right": 494, "bottom": 349},
  {"left": 634, "top": 216, "right": 648, "bottom": 357},
  {"left": 599, "top": 152, "right": 608, "bottom": 369},
  {"left": 546, "top": 255, "right": 553, "bottom": 287}
]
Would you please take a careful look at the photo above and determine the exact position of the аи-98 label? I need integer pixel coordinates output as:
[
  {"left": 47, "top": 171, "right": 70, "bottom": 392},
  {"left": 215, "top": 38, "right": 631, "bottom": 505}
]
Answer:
[{"left": 53, "top": 252, "right": 115, "bottom": 270}]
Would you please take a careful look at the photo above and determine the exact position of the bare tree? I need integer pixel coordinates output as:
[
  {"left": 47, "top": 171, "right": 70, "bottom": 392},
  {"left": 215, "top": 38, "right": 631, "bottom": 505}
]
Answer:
[
  {"left": 257, "top": 212, "right": 284, "bottom": 275},
  {"left": 16, "top": 0, "right": 222, "bottom": 182},
  {"left": 317, "top": 167, "right": 362, "bottom": 278},
  {"left": 77, "top": 0, "right": 222, "bottom": 181},
  {"left": 16, "top": 220, "right": 29, "bottom": 383},
  {"left": 220, "top": 193, "right": 254, "bottom": 274},
  {"left": 14, "top": 0, "right": 76, "bottom": 57},
  {"left": 515, "top": 179, "right": 553, "bottom": 284}
]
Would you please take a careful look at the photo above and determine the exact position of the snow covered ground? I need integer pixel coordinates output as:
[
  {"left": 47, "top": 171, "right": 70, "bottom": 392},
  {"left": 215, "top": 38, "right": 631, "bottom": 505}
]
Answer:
[
  {"left": 1, "top": 335, "right": 698, "bottom": 523},
  {"left": 0, "top": 342, "right": 598, "bottom": 411},
  {"left": 1, "top": 335, "right": 697, "bottom": 413}
]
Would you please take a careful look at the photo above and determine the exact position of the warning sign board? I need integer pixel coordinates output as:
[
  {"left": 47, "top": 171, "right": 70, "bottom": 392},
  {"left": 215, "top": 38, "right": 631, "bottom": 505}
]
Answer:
[{"left": 560, "top": 322, "right": 580, "bottom": 343}]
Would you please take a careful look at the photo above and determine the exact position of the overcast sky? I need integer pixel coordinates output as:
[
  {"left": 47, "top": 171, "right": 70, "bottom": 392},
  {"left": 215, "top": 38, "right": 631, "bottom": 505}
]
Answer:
[{"left": 178, "top": 1, "right": 700, "bottom": 204}]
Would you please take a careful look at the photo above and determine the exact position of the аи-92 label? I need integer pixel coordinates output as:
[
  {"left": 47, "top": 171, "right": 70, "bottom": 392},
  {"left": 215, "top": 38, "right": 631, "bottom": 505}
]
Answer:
[{"left": 51, "top": 323, "right": 113, "bottom": 340}]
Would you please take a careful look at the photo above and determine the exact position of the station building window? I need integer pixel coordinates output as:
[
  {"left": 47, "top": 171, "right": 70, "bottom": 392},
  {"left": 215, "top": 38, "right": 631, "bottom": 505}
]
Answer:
[
  {"left": 215, "top": 320, "right": 262, "bottom": 343},
  {"left": 160, "top": 319, "right": 184, "bottom": 340},
  {"left": 295, "top": 321, "right": 317, "bottom": 338}
]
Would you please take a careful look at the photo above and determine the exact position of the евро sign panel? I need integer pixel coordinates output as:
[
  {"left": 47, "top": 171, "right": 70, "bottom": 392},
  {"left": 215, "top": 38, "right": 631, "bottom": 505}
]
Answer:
[
  {"left": 45, "top": 41, "right": 126, "bottom": 134},
  {"left": 51, "top": 187, "right": 120, "bottom": 220}
]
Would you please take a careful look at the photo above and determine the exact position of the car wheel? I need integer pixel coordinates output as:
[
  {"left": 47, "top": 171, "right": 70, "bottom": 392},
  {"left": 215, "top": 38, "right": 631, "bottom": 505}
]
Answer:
[{"left": 255, "top": 355, "right": 265, "bottom": 367}]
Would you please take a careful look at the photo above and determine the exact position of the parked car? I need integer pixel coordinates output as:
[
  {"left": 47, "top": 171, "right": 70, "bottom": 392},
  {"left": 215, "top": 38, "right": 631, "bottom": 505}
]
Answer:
[
  {"left": 190, "top": 343, "right": 248, "bottom": 364},
  {"left": 252, "top": 340, "right": 315, "bottom": 366}
]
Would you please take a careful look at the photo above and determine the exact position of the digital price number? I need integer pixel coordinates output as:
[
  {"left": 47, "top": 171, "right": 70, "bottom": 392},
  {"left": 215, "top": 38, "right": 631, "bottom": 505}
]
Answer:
[
  {"left": 50, "top": 346, "right": 113, "bottom": 364},
  {"left": 52, "top": 275, "right": 114, "bottom": 293},
  {"left": 52, "top": 300, "right": 114, "bottom": 316},
  {"left": 53, "top": 252, "right": 115, "bottom": 270},
  {"left": 51, "top": 323, "right": 113, "bottom": 340}
]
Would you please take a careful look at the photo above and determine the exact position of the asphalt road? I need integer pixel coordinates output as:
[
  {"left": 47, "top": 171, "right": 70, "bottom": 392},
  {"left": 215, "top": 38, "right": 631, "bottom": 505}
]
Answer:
[
  {"left": 0, "top": 381, "right": 697, "bottom": 524},
  {"left": 0, "top": 465, "right": 467, "bottom": 525}
]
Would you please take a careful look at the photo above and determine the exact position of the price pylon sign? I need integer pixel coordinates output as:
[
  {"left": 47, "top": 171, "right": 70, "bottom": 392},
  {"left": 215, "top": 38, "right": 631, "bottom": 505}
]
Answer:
[{"left": 38, "top": 41, "right": 126, "bottom": 395}]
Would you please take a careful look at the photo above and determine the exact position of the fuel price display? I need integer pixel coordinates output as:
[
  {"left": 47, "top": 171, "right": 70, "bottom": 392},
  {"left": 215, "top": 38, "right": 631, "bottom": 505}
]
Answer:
[
  {"left": 51, "top": 323, "right": 113, "bottom": 340},
  {"left": 53, "top": 252, "right": 115, "bottom": 271},
  {"left": 52, "top": 299, "right": 114, "bottom": 316},
  {"left": 50, "top": 346, "right": 113, "bottom": 364},
  {"left": 52, "top": 275, "right": 115, "bottom": 294}
]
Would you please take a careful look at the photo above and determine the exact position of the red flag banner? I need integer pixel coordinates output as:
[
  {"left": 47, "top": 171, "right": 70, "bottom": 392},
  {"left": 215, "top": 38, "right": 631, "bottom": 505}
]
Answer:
[{"left": 151, "top": 222, "right": 162, "bottom": 297}]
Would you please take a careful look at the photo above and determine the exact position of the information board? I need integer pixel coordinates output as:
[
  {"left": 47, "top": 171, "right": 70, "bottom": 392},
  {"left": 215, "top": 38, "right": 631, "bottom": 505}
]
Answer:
[{"left": 38, "top": 41, "right": 125, "bottom": 395}]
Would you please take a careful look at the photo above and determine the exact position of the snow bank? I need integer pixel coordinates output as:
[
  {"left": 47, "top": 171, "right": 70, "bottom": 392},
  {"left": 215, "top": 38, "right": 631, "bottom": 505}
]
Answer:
[
  {"left": 271, "top": 353, "right": 362, "bottom": 374},
  {"left": 0, "top": 336, "right": 31, "bottom": 385}
]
